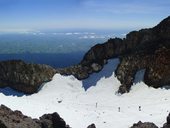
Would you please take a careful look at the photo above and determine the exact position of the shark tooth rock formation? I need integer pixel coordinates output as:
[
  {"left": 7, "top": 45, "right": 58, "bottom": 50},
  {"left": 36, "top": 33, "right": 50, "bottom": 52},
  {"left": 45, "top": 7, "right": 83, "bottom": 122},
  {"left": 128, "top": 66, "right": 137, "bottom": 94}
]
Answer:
[
  {"left": 0, "top": 104, "right": 70, "bottom": 128},
  {"left": 57, "top": 16, "right": 170, "bottom": 94},
  {"left": 0, "top": 60, "right": 56, "bottom": 94}
]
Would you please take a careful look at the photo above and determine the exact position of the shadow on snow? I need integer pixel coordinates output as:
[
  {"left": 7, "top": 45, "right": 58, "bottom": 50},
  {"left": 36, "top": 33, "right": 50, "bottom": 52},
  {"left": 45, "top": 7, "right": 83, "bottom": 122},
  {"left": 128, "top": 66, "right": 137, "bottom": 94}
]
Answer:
[
  {"left": 0, "top": 87, "right": 26, "bottom": 97},
  {"left": 0, "top": 58, "right": 120, "bottom": 97},
  {"left": 82, "top": 58, "right": 120, "bottom": 90}
]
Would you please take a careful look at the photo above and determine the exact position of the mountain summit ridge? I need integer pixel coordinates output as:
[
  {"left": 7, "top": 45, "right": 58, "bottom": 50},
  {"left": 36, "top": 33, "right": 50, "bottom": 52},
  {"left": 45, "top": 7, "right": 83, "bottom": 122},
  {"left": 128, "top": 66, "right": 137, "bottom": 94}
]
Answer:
[
  {"left": 0, "top": 16, "right": 169, "bottom": 94},
  {"left": 58, "top": 16, "right": 170, "bottom": 94}
]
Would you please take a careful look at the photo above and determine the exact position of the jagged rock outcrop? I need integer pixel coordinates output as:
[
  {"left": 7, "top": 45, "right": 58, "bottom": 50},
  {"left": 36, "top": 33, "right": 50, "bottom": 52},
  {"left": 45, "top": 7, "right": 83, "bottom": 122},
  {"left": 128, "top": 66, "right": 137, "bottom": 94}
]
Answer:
[
  {"left": 0, "top": 17, "right": 169, "bottom": 94},
  {"left": 0, "top": 104, "right": 70, "bottom": 128},
  {"left": 130, "top": 121, "right": 158, "bottom": 128},
  {"left": 130, "top": 113, "right": 170, "bottom": 128},
  {"left": 0, "top": 60, "right": 56, "bottom": 94},
  {"left": 87, "top": 123, "right": 96, "bottom": 128},
  {"left": 56, "top": 38, "right": 123, "bottom": 80},
  {"left": 57, "top": 16, "right": 170, "bottom": 94},
  {"left": 116, "top": 47, "right": 170, "bottom": 93},
  {"left": 2, "top": 103, "right": 170, "bottom": 128}
]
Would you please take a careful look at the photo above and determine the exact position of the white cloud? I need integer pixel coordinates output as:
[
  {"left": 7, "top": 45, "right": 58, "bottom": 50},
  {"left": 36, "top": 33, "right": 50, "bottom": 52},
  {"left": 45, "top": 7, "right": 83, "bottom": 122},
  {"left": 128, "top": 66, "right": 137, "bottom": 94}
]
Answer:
[
  {"left": 79, "top": 35, "right": 106, "bottom": 39},
  {"left": 65, "top": 33, "right": 73, "bottom": 35},
  {"left": 0, "top": 28, "right": 36, "bottom": 33}
]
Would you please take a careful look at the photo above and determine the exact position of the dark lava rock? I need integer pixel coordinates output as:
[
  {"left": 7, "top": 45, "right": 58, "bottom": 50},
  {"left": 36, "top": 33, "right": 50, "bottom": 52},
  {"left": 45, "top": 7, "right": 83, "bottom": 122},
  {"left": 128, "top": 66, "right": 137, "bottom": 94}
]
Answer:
[
  {"left": 56, "top": 64, "right": 90, "bottom": 80},
  {"left": 130, "top": 121, "right": 158, "bottom": 128},
  {"left": 0, "top": 60, "right": 56, "bottom": 94},
  {"left": 87, "top": 123, "right": 96, "bottom": 128},
  {"left": 40, "top": 112, "right": 69, "bottom": 128},
  {"left": 56, "top": 16, "right": 170, "bottom": 94},
  {"left": 0, "top": 16, "right": 170, "bottom": 94},
  {"left": 0, "top": 104, "right": 70, "bottom": 128},
  {"left": 130, "top": 113, "right": 170, "bottom": 128},
  {"left": 0, "top": 104, "right": 41, "bottom": 128},
  {"left": 131, "top": 113, "right": 170, "bottom": 128},
  {"left": 162, "top": 113, "right": 170, "bottom": 128},
  {"left": 116, "top": 47, "right": 170, "bottom": 93},
  {"left": 0, "top": 120, "right": 7, "bottom": 128}
]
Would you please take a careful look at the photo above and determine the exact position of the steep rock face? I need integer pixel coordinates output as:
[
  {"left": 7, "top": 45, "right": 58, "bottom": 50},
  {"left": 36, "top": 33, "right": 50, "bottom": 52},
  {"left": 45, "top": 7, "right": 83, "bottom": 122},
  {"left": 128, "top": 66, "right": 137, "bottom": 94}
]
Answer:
[
  {"left": 57, "top": 16, "right": 170, "bottom": 94},
  {"left": 115, "top": 16, "right": 170, "bottom": 93},
  {"left": 0, "top": 60, "right": 56, "bottom": 94},
  {"left": 0, "top": 17, "right": 169, "bottom": 94},
  {"left": 0, "top": 104, "right": 70, "bottom": 128},
  {"left": 116, "top": 47, "right": 170, "bottom": 93},
  {"left": 56, "top": 38, "right": 124, "bottom": 79}
]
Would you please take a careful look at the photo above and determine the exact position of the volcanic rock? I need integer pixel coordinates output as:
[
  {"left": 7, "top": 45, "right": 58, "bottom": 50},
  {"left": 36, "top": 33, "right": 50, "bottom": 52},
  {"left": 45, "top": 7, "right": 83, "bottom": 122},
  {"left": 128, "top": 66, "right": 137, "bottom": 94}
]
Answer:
[
  {"left": 56, "top": 16, "right": 170, "bottom": 94},
  {"left": 87, "top": 123, "right": 96, "bottom": 128},
  {"left": 131, "top": 113, "right": 170, "bottom": 128},
  {"left": 0, "top": 17, "right": 170, "bottom": 94},
  {"left": 162, "top": 113, "right": 170, "bottom": 128},
  {"left": 130, "top": 121, "right": 158, "bottom": 128},
  {"left": 0, "top": 60, "right": 56, "bottom": 94},
  {"left": 0, "top": 104, "right": 70, "bottom": 128}
]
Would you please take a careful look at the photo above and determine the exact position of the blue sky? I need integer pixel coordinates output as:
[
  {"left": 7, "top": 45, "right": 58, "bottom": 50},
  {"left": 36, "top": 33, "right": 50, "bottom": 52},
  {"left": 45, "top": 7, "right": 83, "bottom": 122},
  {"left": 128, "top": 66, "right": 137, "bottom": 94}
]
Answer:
[{"left": 0, "top": 0, "right": 170, "bottom": 31}]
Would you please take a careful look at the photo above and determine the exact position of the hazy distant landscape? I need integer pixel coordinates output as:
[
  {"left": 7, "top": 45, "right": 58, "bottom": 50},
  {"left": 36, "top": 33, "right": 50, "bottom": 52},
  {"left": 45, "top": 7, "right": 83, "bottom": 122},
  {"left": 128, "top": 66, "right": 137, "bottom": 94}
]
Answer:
[
  {"left": 0, "top": 29, "right": 128, "bottom": 67},
  {"left": 0, "top": 0, "right": 169, "bottom": 128}
]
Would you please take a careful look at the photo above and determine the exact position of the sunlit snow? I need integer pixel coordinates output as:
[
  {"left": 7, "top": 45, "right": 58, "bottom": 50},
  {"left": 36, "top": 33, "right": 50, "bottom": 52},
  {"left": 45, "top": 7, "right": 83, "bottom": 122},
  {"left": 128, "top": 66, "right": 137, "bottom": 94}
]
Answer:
[{"left": 0, "top": 59, "right": 169, "bottom": 128}]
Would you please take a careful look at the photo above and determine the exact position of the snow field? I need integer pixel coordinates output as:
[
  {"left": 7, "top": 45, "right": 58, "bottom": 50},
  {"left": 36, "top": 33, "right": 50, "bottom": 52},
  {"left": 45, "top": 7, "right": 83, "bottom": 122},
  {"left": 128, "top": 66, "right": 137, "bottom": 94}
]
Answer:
[{"left": 0, "top": 59, "right": 169, "bottom": 128}]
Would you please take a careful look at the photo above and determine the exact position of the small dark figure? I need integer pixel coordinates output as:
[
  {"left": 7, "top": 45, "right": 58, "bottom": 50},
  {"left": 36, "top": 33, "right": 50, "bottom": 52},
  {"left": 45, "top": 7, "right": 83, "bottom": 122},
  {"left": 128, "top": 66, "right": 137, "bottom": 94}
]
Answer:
[
  {"left": 139, "top": 106, "right": 141, "bottom": 111},
  {"left": 95, "top": 103, "right": 98, "bottom": 108},
  {"left": 118, "top": 107, "right": 120, "bottom": 112}
]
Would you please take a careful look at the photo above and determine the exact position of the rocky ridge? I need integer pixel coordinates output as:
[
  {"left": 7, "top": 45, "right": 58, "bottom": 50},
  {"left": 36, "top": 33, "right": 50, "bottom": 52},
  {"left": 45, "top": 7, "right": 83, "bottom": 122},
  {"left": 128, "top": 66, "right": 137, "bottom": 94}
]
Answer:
[
  {"left": 130, "top": 121, "right": 158, "bottom": 128},
  {"left": 0, "top": 104, "right": 70, "bottom": 128},
  {"left": 0, "top": 104, "right": 97, "bottom": 128},
  {"left": 0, "top": 17, "right": 169, "bottom": 94},
  {"left": 0, "top": 104, "right": 170, "bottom": 128},
  {"left": 0, "top": 60, "right": 56, "bottom": 94},
  {"left": 57, "top": 16, "right": 170, "bottom": 94},
  {"left": 130, "top": 113, "right": 170, "bottom": 128}
]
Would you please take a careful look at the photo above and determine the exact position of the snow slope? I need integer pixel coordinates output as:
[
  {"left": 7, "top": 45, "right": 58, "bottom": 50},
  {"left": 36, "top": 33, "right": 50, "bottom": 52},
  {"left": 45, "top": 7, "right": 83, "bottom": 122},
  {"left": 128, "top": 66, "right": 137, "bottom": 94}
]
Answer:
[{"left": 0, "top": 59, "right": 170, "bottom": 128}]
